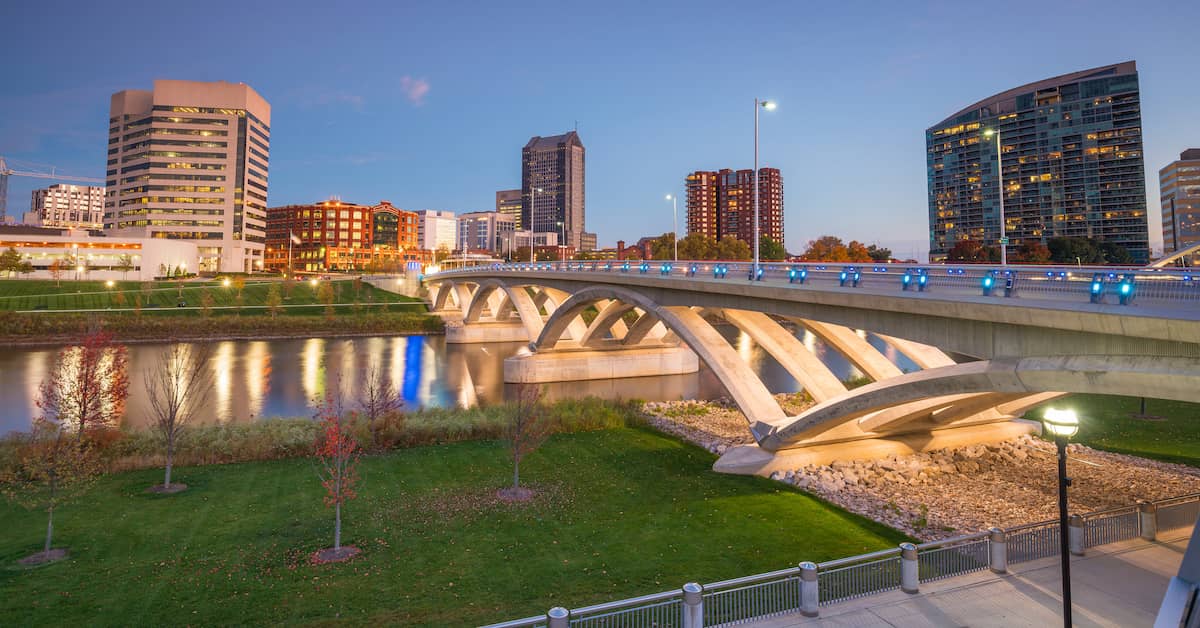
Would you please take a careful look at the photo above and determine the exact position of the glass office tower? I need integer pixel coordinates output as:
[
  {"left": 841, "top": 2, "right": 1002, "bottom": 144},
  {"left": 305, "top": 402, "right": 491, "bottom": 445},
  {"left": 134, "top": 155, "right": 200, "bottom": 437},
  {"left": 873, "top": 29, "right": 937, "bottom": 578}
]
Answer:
[{"left": 926, "top": 62, "right": 1149, "bottom": 262}]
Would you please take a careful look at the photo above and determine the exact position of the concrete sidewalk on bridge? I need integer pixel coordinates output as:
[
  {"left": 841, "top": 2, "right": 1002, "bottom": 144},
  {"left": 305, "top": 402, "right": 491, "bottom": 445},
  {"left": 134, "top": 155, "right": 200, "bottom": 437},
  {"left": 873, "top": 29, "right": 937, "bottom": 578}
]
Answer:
[{"left": 748, "top": 529, "right": 1191, "bottom": 628}]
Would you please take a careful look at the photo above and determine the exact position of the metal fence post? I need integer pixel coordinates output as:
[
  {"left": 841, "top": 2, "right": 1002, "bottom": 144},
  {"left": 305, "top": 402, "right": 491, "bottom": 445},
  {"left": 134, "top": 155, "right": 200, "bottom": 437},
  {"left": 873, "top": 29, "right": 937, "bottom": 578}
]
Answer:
[
  {"left": 1068, "top": 515, "right": 1086, "bottom": 555},
  {"left": 799, "top": 561, "right": 819, "bottom": 617},
  {"left": 1139, "top": 500, "right": 1158, "bottom": 541},
  {"left": 900, "top": 543, "right": 919, "bottom": 594},
  {"left": 547, "top": 606, "right": 569, "bottom": 628},
  {"left": 989, "top": 527, "right": 1008, "bottom": 573},
  {"left": 681, "top": 582, "right": 703, "bottom": 628}
]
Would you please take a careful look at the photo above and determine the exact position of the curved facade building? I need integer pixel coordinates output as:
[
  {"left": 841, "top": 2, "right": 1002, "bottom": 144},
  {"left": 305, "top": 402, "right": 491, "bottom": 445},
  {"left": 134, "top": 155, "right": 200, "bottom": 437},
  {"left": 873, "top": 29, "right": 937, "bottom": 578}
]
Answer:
[{"left": 926, "top": 62, "right": 1149, "bottom": 262}]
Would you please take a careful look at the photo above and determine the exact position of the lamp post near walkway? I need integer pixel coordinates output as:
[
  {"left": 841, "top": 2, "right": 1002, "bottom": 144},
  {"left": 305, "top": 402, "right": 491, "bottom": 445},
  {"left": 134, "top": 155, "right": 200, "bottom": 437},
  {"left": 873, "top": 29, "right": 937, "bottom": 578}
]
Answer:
[
  {"left": 984, "top": 128, "right": 1009, "bottom": 266},
  {"left": 1043, "top": 408, "right": 1080, "bottom": 628},
  {"left": 753, "top": 98, "right": 775, "bottom": 280}
]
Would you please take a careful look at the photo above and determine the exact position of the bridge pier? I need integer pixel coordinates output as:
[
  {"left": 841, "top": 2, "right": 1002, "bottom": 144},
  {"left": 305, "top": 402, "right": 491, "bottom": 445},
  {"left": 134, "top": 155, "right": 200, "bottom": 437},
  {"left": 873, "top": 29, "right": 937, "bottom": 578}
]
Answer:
[
  {"left": 712, "top": 420, "right": 1040, "bottom": 477},
  {"left": 504, "top": 345, "right": 699, "bottom": 383},
  {"left": 445, "top": 320, "right": 531, "bottom": 344}
]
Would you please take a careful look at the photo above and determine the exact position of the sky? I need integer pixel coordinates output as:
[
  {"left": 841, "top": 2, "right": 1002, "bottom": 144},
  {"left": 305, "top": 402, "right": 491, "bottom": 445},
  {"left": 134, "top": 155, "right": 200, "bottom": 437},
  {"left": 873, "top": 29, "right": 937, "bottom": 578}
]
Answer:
[{"left": 2, "top": 0, "right": 1198, "bottom": 260}]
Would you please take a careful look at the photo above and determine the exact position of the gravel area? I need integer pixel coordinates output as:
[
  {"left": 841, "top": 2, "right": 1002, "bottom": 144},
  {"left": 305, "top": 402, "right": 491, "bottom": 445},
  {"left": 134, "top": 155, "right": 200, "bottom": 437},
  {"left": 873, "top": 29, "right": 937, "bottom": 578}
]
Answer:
[{"left": 641, "top": 401, "right": 1200, "bottom": 541}]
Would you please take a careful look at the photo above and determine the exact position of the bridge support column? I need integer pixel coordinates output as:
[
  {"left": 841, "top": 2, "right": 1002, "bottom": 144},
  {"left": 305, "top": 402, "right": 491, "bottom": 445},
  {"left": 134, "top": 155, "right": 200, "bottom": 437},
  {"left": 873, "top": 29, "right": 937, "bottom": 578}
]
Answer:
[
  {"left": 445, "top": 321, "right": 531, "bottom": 344},
  {"left": 504, "top": 345, "right": 699, "bottom": 383}
]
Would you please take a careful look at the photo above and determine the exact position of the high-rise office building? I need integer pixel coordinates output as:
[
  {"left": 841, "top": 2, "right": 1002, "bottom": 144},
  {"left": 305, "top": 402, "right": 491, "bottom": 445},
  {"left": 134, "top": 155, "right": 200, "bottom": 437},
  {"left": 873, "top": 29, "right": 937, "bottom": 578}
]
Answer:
[
  {"left": 105, "top": 80, "right": 270, "bottom": 273},
  {"left": 522, "top": 131, "right": 586, "bottom": 248},
  {"left": 458, "top": 211, "right": 515, "bottom": 254},
  {"left": 1161, "top": 149, "right": 1200, "bottom": 265},
  {"left": 926, "top": 62, "right": 1149, "bottom": 262},
  {"left": 26, "top": 184, "right": 105, "bottom": 229},
  {"left": 684, "top": 168, "right": 784, "bottom": 246},
  {"left": 495, "top": 189, "right": 523, "bottom": 229},
  {"left": 416, "top": 209, "right": 458, "bottom": 252}
]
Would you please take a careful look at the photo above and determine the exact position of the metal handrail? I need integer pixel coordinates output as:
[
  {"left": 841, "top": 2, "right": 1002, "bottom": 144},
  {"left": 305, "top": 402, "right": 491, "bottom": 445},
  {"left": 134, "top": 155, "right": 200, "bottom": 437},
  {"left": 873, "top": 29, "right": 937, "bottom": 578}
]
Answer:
[
  {"left": 818, "top": 547, "right": 901, "bottom": 570},
  {"left": 568, "top": 589, "right": 680, "bottom": 615},
  {"left": 704, "top": 566, "right": 801, "bottom": 591},
  {"left": 915, "top": 530, "right": 990, "bottom": 551}
]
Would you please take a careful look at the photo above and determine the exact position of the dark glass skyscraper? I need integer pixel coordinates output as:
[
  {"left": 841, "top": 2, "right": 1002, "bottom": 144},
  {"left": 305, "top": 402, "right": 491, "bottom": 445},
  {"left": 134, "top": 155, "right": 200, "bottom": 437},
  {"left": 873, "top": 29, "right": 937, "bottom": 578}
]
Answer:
[{"left": 926, "top": 62, "right": 1149, "bottom": 262}]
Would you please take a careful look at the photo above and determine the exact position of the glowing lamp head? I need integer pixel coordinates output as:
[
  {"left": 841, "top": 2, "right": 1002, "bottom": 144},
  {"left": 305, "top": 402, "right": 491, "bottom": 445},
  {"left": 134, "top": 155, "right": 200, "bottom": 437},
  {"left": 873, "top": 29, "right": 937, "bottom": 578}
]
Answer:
[
  {"left": 310, "top": 279, "right": 319, "bottom": 287},
  {"left": 761, "top": 100, "right": 776, "bottom": 111},
  {"left": 1043, "top": 408, "right": 1079, "bottom": 438},
  {"left": 222, "top": 278, "right": 231, "bottom": 287},
  {"left": 76, "top": 265, "right": 85, "bottom": 273},
  {"left": 665, "top": 194, "right": 673, "bottom": 200},
  {"left": 105, "top": 280, "right": 114, "bottom": 288},
  {"left": 984, "top": 129, "right": 996, "bottom": 137}
]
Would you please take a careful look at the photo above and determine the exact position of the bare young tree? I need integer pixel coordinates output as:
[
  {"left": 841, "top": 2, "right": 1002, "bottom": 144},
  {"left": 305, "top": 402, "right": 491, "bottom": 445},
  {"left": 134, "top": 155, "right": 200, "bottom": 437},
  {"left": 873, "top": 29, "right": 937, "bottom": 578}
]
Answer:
[
  {"left": 144, "top": 343, "right": 213, "bottom": 492},
  {"left": 355, "top": 364, "right": 403, "bottom": 444},
  {"left": 499, "top": 383, "right": 550, "bottom": 502},
  {"left": 312, "top": 392, "right": 361, "bottom": 563}
]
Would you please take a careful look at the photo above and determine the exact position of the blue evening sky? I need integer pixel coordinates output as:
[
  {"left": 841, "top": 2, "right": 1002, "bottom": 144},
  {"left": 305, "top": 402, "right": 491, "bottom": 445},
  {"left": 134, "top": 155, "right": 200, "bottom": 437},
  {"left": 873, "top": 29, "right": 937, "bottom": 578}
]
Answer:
[{"left": 3, "top": 0, "right": 1197, "bottom": 259}]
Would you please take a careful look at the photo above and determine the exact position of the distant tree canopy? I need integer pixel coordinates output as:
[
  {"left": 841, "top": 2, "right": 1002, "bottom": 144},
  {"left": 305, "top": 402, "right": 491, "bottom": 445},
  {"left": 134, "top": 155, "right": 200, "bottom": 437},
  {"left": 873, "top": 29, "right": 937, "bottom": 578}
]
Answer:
[
  {"left": 648, "top": 232, "right": 754, "bottom": 260},
  {"left": 946, "top": 240, "right": 1001, "bottom": 263},
  {"left": 799, "top": 236, "right": 873, "bottom": 262},
  {"left": 1046, "top": 237, "right": 1133, "bottom": 265},
  {"left": 866, "top": 245, "right": 892, "bottom": 262},
  {"left": 758, "top": 236, "right": 787, "bottom": 261}
]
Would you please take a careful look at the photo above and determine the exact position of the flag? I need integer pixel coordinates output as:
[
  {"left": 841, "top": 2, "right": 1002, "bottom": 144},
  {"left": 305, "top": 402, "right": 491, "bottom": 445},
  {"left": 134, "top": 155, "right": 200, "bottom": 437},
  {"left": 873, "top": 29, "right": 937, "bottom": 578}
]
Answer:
[{"left": 290, "top": 230, "right": 301, "bottom": 245}]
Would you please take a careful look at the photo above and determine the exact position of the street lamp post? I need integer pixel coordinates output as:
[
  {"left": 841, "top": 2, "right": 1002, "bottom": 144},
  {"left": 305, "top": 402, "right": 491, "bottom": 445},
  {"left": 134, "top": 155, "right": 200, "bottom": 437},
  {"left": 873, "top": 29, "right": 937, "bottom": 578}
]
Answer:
[
  {"left": 529, "top": 186, "right": 543, "bottom": 263},
  {"left": 754, "top": 98, "right": 776, "bottom": 280},
  {"left": 984, "top": 129, "right": 1008, "bottom": 266},
  {"left": 665, "top": 194, "right": 679, "bottom": 262},
  {"left": 1043, "top": 408, "right": 1080, "bottom": 628},
  {"left": 556, "top": 221, "right": 566, "bottom": 263}
]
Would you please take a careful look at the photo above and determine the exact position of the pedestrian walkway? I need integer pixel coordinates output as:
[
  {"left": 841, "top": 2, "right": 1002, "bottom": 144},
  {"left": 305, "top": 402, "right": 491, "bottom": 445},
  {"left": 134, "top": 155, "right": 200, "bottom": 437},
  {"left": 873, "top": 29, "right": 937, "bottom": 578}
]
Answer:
[{"left": 748, "top": 529, "right": 1189, "bottom": 627}]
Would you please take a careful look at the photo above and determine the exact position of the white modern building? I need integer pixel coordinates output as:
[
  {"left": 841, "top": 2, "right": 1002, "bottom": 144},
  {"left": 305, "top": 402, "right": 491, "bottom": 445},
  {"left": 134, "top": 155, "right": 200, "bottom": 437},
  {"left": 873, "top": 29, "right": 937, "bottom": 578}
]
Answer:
[
  {"left": 0, "top": 226, "right": 198, "bottom": 281},
  {"left": 25, "top": 184, "right": 105, "bottom": 230},
  {"left": 105, "top": 79, "right": 270, "bottom": 273},
  {"left": 457, "top": 211, "right": 515, "bottom": 254},
  {"left": 416, "top": 209, "right": 457, "bottom": 252}
]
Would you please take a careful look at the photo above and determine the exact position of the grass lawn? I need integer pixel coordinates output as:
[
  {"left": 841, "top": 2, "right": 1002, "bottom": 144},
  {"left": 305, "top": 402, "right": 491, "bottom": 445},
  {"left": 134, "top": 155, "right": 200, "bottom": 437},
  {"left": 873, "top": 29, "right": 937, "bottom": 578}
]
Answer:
[
  {"left": 1025, "top": 394, "right": 1200, "bottom": 467},
  {"left": 0, "top": 427, "right": 906, "bottom": 626},
  {"left": 0, "top": 278, "right": 422, "bottom": 313}
]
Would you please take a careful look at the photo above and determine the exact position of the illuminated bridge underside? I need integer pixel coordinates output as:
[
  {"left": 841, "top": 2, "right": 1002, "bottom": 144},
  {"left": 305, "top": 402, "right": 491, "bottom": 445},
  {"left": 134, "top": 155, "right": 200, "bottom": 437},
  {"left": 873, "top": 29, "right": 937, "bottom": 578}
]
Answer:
[{"left": 427, "top": 273, "right": 1200, "bottom": 473}]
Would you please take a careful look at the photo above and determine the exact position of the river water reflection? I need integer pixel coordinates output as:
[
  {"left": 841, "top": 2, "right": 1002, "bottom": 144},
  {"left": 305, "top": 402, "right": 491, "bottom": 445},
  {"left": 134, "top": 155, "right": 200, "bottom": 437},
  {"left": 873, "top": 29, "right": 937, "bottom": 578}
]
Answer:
[{"left": 0, "top": 326, "right": 916, "bottom": 434}]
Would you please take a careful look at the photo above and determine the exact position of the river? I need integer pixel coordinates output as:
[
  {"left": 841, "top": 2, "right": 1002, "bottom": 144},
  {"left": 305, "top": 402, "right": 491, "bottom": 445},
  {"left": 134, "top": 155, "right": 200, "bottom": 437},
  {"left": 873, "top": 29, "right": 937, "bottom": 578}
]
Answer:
[{"left": 0, "top": 326, "right": 917, "bottom": 434}]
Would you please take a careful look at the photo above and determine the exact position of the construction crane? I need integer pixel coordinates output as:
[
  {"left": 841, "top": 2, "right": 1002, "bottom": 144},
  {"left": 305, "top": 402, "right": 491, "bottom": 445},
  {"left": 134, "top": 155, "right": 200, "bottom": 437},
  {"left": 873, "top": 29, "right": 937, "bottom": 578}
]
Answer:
[{"left": 0, "top": 156, "right": 105, "bottom": 222}]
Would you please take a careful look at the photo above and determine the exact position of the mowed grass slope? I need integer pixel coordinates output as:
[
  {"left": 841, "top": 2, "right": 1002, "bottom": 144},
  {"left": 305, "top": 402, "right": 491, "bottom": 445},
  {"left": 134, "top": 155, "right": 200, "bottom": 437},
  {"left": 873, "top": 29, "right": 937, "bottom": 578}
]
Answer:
[
  {"left": 0, "top": 279, "right": 422, "bottom": 313},
  {"left": 0, "top": 428, "right": 906, "bottom": 626},
  {"left": 1026, "top": 394, "right": 1200, "bottom": 467}
]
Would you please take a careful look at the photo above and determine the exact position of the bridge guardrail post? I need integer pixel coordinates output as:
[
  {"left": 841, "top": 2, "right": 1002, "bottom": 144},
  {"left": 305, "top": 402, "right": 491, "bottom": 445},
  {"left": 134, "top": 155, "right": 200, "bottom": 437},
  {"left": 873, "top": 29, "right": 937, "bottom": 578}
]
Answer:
[
  {"left": 799, "top": 561, "right": 819, "bottom": 617},
  {"left": 1068, "top": 514, "right": 1086, "bottom": 556},
  {"left": 900, "top": 543, "right": 919, "bottom": 593},
  {"left": 1090, "top": 273, "right": 1106, "bottom": 304},
  {"left": 547, "top": 606, "right": 569, "bottom": 628},
  {"left": 681, "top": 582, "right": 703, "bottom": 628},
  {"left": 917, "top": 269, "right": 928, "bottom": 292},
  {"left": 982, "top": 271, "right": 996, "bottom": 297},
  {"left": 1139, "top": 500, "right": 1158, "bottom": 541},
  {"left": 988, "top": 527, "right": 1008, "bottom": 573},
  {"left": 1003, "top": 271, "right": 1017, "bottom": 297}
]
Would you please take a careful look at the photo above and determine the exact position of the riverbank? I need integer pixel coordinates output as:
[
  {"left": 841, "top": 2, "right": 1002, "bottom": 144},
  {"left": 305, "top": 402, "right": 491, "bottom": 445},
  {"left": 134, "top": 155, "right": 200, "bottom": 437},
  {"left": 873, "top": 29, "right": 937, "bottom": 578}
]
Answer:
[
  {"left": 0, "top": 310, "right": 444, "bottom": 346},
  {"left": 0, "top": 418, "right": 906, "bottom": 626},
  {"left": 641, "top": 397, "right": 1200, "bottom": 541}
]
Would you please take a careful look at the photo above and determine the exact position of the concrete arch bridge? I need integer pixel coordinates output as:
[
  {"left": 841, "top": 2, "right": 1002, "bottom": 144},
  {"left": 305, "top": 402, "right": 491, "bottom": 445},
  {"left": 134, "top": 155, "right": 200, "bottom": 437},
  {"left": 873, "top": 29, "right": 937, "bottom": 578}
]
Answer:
[{"left": 426, "top": 265, "right": 1200, "bottom": 475}]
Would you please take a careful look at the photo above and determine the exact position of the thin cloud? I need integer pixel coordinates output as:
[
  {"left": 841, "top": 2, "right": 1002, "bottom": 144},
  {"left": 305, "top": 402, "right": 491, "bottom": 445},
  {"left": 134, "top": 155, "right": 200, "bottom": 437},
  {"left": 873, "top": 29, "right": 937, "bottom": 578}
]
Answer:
[{"left": 400, "top": 76, "right": 430, "bottom": 105}]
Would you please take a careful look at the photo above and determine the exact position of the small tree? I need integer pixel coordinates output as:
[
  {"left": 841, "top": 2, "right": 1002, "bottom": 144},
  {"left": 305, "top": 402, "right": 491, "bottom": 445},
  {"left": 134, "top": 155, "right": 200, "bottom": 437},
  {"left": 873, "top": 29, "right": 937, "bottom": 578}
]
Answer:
[
  {"left": 0, "top": 246, "right": 21, "bottom": 276},
  {"left": 49, "top": 258, "right": 66, "bottom": 286},
  {"left": 145, "top": 343, "right": 212, "bottom": 492},
  {"left": 0, "top": 417, "right": 103, "bottom": 565},
  {"left": 500, "top": 383, "right": 550, "bottom": 502},
  {"left": 231, "top": 275, "right": 246, "bottom": 297},
  {"left": 265, "top": 283, "right": 283, "bottom": 318},
  {"left": 312, "top": 393, "right": 360, "bottom": 562},
  {"left": 281, "top": 274, "right": 295, "bottom": 300},
  {"left": 38, "top": 328, "right": 130, "bottom": 437},
  {"left": 115, "top": 254, "right": 135, "bottom": 280},
  {"left": 355, "top": 364, "right": 403, "bottom": 445},
  {"left": 17, "top": 259, "right": 34, "bottom": 277},
  {"left": 199, "top": 289, "right": 215, "bottom": 317},
  {"left": 317, "top": 281, "right": 335, "bottom": 319}
]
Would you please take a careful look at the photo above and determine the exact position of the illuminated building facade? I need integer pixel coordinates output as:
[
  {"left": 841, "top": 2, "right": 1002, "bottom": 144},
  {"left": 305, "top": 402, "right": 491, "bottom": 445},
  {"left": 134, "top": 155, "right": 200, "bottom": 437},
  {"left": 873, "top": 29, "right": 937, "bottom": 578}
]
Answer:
[
  {"left": 1161, "top": 149, "right": 1200, "bottom": 266},
  {"left": 684, "top": 168, "right": 783, "bottom": 245},
  {"left": 522, "top": 131, "right": 590, "bottom": 249},
  {"left": 266, "top": 199, "right": 405, "bottom": 272},
  {"left": 26, "top": 184, "right": 105, "bottom": 230},
  {"left": 105, "top": 80, "right": 270, "bottom": 273},
  {"left": 926, "top": 62, "right": 1149, "bottom": 262},
  {"left": 495, "top": 189, "right": 523, "bottom": 229}
]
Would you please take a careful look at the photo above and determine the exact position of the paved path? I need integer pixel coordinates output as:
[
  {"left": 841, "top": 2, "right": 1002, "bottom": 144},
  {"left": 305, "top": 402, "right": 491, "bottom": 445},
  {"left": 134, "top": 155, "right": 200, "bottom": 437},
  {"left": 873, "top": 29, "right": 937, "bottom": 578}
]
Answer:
[{"left": 749, "top": 530, "right": 1190, "bottom": 627}]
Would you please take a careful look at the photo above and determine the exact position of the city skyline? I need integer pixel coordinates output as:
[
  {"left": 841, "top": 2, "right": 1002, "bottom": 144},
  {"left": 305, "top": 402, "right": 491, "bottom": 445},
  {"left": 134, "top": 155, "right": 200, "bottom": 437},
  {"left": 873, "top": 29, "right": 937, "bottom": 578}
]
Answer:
[{"left": 3, "top": 1, "right": 1199, "bottom": 259}]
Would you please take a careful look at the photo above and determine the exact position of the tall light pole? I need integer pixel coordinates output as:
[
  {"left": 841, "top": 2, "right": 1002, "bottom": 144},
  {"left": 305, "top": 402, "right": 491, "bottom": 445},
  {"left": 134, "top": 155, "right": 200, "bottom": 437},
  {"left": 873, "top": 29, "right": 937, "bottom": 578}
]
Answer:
[
  {"left": 1043, "top": 408, "right": 1079, "bottom": 628},
  {"left": 754, "top": 98, "right": 776, "bottom": 280},
  {"left": 556, "top": 220, "right": 566, "bottom": 263},
  {"left": 984, "top": 129, "right": 1008, "bottom": 266},
  {"left": 528, "top": 186, "right": 543, "bottom": 263},
  {"left": 665, "top": 194, "right": 679, "bottom": 262}
]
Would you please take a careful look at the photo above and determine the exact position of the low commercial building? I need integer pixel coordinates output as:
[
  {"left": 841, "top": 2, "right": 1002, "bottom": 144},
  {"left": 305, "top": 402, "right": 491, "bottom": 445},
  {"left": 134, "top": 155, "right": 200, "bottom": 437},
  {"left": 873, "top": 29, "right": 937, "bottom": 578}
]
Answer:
[
  {"left": 458, "top": 211, "right": 515, "bottom": 254},
  {"left": 0, "top": 225, "right": 198, "bottom": 281},
  {"left": 265, "top": 199, "right": 428, "bottom": 273}
]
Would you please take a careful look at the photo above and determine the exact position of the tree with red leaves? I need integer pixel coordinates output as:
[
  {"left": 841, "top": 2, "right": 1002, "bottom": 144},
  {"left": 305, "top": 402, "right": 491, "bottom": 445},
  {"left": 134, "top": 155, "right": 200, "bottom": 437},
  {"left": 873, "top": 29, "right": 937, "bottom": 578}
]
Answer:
[
  {"left": 500, "top": 383, "right": 550, "bottom": 502},
  {"left": 312, "top": 393, "right": 360, "bottom": 562},
  {"left": 38, "top": 328, "right": 130, "bottom": 438}
]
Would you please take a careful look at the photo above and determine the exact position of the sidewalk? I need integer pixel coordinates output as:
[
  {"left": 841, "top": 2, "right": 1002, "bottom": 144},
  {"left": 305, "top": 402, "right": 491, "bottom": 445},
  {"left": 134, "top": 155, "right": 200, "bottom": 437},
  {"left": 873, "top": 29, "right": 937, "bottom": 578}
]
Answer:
[{"left": 749, "top": 530, "right": 1190, "bottom": 627}]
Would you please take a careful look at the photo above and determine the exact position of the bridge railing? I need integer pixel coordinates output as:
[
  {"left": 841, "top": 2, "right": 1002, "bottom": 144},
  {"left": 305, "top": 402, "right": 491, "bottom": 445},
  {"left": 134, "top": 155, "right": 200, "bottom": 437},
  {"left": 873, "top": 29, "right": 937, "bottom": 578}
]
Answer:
[
  {"left": 430, "top": 261, "right": 1200, "bottom": 306},
  {"left": 479, "top": 492, "right": 1200, "bottom": 628}
]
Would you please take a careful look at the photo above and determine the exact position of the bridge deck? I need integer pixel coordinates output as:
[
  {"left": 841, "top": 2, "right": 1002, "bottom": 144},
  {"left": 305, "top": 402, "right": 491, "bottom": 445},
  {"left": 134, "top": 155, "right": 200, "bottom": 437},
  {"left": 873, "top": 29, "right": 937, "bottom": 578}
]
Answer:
[{"left": 747, "top": 528, "right": 1190, "bottom": 627}]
